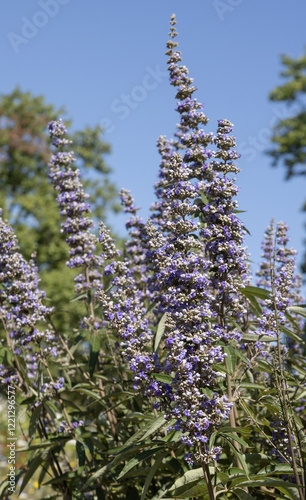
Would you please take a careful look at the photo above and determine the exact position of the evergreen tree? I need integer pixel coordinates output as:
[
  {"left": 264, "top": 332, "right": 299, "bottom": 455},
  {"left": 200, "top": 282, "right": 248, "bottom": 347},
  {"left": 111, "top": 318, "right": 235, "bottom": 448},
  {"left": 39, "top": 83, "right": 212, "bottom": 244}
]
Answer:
[{"left": 268, "top": 51, "right": 306, "bottom": 271}]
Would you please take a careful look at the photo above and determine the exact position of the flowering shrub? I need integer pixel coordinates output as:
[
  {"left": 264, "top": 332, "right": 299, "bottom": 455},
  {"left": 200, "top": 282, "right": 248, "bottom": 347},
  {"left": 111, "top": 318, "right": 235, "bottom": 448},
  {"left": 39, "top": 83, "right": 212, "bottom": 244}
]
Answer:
[{"left": 0, "top": 14, "right": 305, "bottom": 500}]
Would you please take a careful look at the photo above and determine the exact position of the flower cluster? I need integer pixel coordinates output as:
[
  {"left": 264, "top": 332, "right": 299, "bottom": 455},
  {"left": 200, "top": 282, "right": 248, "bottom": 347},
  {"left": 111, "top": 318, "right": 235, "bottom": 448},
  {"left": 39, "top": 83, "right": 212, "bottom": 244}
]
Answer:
[
  {"left": 98, "top": 222, "right": 155, "bottom": 385},
  {"left": 0, "top": 211, "right": 58, "bottom": 389},
  {"left": 119, "top": 188, "right": 150, "bottom": 292},
  {"left": 112, "top": 14, "right": 250, "bottom": 463},
  {"left": 256, "top": 220, "right": 303, "bottom": 342},
  {"left": 48, "top": 120, "right": 105, "bottom": 297}
]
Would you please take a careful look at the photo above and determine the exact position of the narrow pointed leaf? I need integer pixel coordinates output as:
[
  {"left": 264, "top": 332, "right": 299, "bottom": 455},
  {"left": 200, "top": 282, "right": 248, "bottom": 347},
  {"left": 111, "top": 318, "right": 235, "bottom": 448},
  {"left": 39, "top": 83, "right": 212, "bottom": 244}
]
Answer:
[
  {"left": 220, "top": 432, "right": 250, "bottom": 448},
  {"left": 140, "top": 451, "right": 168, "bottom": 500},
  {"left": 29, "top": 405, "right": 41, "bottom": 441},
  {"left": 288, "top": 305, "right": 306, "bottom": 317},
  {"left": 154, "top": 312, "right": 167, "bottom": 353},
  {"left": 240, "top": 286, "right": 270, "bottom": 300},
  {"left": 224, "top": 439, "right": 249, "bottom": 478},
  {"left": 19, "top": 453, "right": 44, "bottom": 495},
  {"left": 233, "top": 488, "right": 256, "bottom": 500}
]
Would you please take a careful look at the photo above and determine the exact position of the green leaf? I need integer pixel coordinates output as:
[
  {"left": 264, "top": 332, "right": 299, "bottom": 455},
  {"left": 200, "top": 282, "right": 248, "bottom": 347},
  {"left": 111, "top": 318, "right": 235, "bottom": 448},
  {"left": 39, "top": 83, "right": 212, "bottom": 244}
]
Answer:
[
  {"left": 18, "top": 436, "right": 71, "bottom": 452},
  {"left": 277, "top": 485, "right": 302, "bottom": 500},
  {"left": 140, "top": 451, "right": 168, "bottom": 500},
  {"left": 244, "top": 452, "right": 270, "bottom": 463},
  {"left": 154, "top": 312, "right": 167, "bottom": 353},
  {"left": 0, "top": 480, "right": 9, "bottom": 498},
  {"left": 240, "top": 285, "right": 270, "bottom": 300},
  {"left": 118, "top": 447, "right": 165, "bottom": 480},
  {"left": 244, "top": 294, "right": 263, "bottom": 316},
  {"left": 233, "top": 488, "right": 256, "bottom": 500},
  {"left": 220, "top": 432, "right": 250, "bottom": 449},
  {"left": 235, "top": 478, "right": 303, "bottom": 491},
  {"left": 29, "top": 405, "right": 41, "bottom": 442},
  {"left": 142, "top": 416, "right": 170, "bottom": 441},
  {"left": 239, "top": 382, "right": 266, "bottom": 390},
  {"left": 58, "top": 397, "right": 84, "bottom": 411},
  {"left": 43, "top": 471, "right": 79, "bottom": 486},
  {"left": 238, "top": 399, "right": 266, "bottom": 428},
  {"left": 296, "top": 388, "right": 306, "bottom": 400},
  {"left": 224, "top": 346, "right": 236, "bottom": 375},
  {"left": 80, "top": 442, "right": 155, "bottom": 492},
  {"left": 258, "top": 463, "right": 301, "bottom": 475},
  {"left": 234, "top": 348, "right": 252, "bottom": 366},
  {"left": 223, "top": 439, "right": 249, "bottom": 478},
  {"left": 241, "top": 334, "right": 276, "bottom": 343},
  {"left": 280, "top": 324, "right": 306, "bottom": 346},
  {"left": 217, "top": 471, "right": 229, "bottom": 486},
  {"left": 175, "top": 482, "right": 208, "bottom": 498},
  {"left": 257, "top": 359, "right": 274, "bottom": 373},
  {"left": 89, "top": 332, "right": 100, "bottom": 378},
  {"left": 288, "top": 305, "right": 306, "bottom": 317},
  {"left": 72, "top": 388, "right": 102, "bottom": 401},
  {"left": 76, "top": 440, "right": 86, "bottom": 468},
  {"left": 122, "top": 415, "right": 168, "bottom": 448},
  {"left": 70, "top": 292, "right": 88, "bottom": 302},
  {"left": 200, "top": 191, "right": 209, "bottom": 205},
  {"left": 168, "top": 467, "right": 205, "bottom": 494},
  {"left": 219, "top": 426, "right": 252, "bottom": 437},
  {"left": 209, "top": 430, "right": 218, "bottom": 449},
  {"left": 19, "top": 452, "right": 45, "bottom": 494},
  {"left": 154, "top": 374, "right": 173, "bottom": 384}
]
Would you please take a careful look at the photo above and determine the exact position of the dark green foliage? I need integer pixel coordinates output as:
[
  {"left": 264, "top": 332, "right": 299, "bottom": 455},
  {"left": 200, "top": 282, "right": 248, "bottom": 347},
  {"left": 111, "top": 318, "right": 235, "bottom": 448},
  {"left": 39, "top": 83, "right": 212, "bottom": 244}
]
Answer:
[
  {"left": 267, "top": 52, "right": 306, "bottom": 274},
  {"left": 268, "top": 52, "right": 306, "bottom": 179}
]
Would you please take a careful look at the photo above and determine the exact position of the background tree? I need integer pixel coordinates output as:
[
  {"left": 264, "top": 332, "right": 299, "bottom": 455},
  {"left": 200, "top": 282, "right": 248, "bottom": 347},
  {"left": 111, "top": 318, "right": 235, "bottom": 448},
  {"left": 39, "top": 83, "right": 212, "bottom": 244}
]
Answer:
[
  {"left": 0, "top": 87, "right": 121, "bottom": 328},
  {"left": 267, "top": 51, "right": 306, "bottom": 271}
]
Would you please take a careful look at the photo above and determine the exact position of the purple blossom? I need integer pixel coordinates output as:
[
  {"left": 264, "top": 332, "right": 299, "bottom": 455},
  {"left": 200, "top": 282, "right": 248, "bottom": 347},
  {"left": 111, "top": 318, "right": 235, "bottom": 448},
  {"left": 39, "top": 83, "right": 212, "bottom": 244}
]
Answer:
[
  {"left": 48, "top": 120, "right": 105, "bottom": 296},
  {"left": 256, "top": 220, "right": 304, "bottom": 350},
  {"left": 0, "top": 212, "right": 58, "bottom": 388},
  {"left": 99, "top": 14, "right": 250, "bottom": 465}
]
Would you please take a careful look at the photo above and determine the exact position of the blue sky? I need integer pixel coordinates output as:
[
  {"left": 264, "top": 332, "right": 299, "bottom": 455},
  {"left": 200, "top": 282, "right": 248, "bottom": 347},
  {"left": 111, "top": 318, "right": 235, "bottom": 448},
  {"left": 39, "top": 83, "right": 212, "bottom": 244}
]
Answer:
[{"left": 1, "top": 0, "right": 306, "bottom": 284}]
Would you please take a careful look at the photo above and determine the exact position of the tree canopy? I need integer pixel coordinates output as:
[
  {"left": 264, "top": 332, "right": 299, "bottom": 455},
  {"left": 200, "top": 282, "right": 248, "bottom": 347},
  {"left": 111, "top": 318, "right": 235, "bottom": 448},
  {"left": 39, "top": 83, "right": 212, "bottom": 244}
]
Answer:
[
  {"left": 268, "top": 52, "right": 306, "bottom": 179},
  {"left": 268, "top": 52, "right": 306, "bottom": 273}
]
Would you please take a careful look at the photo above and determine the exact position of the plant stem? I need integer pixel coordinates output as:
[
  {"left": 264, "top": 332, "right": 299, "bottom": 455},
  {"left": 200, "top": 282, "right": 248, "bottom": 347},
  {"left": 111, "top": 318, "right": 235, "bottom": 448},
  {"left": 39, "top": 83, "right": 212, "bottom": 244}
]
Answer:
[{"left": 201, "top": 457, "right": 215, "bottom": 500}]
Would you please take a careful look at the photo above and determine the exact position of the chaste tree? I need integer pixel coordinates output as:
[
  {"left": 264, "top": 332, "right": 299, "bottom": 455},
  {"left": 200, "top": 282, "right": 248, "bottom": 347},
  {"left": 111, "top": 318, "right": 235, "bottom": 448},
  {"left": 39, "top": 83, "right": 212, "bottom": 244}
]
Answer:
[{"left": 0, "top": 16, "right": 305, "bottom": 500}]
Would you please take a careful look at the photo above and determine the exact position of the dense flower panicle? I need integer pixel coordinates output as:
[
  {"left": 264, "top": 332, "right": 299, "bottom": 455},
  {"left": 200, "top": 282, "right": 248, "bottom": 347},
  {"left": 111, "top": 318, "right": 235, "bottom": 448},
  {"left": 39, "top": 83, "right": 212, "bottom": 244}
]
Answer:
[
  {"left": 145, "top": 147, "right": 238, "bottom": 461},
  {"left": 98, "top": 222, "right": 155, "bottom": 383},
  {"left": 256, "top": 220, "right": 304, "bottom": 354},
  {"left": 182, "top": 116, "right": 248, "bottom": 320},
  {"left": 256, "top": 219, "right": 275, "bottom": 290},
  {"left": 133, "top": 14, "right": 250, "bottom": 463},
  {"left": 0, "top": 212, "right": 59, "bottom": 389},
  {"left": 48, "top": 119, "right": 104, "bottom": 295},
  {"left": 163, "top": 16, "right": 250, "bottom": 323},
  {"left": 256, "top": 221, "right": 302, "bottom": 320},
  {"left": 119, "top": 188, "right": 150, "bottom": 291}
]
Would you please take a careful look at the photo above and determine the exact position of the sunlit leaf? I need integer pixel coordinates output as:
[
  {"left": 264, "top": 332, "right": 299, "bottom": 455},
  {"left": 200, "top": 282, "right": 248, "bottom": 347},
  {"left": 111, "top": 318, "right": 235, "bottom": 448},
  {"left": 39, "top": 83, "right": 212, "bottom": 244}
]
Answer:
[
  {"left": 240, "top": 285, "right": 270, "bottom": 300},
  {"left": 154, "top": 312, "right": 167, "bottom": 353}
]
